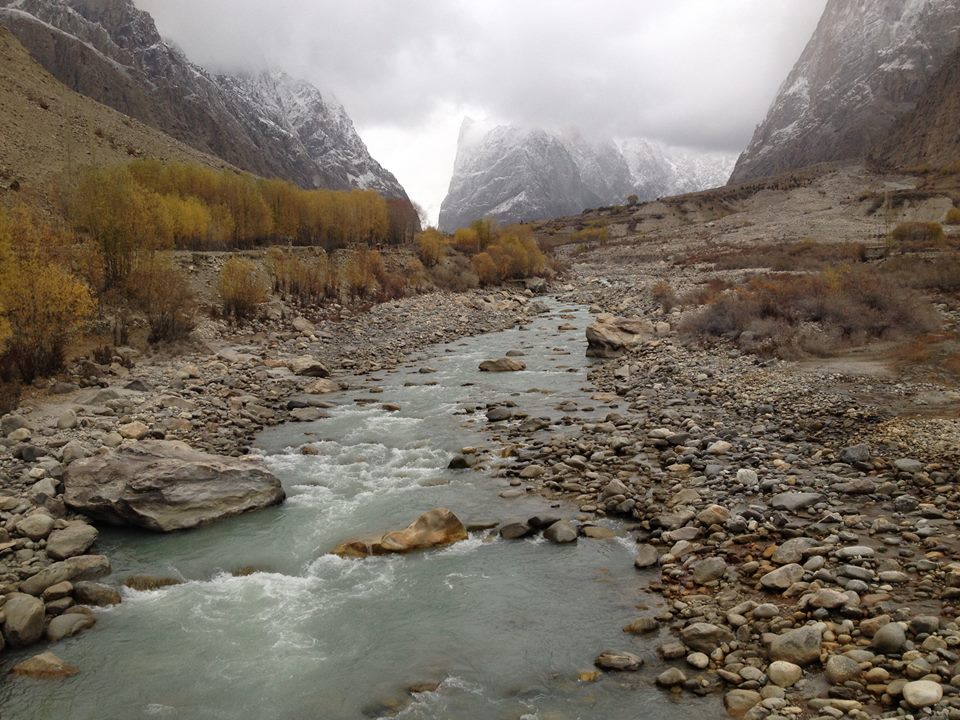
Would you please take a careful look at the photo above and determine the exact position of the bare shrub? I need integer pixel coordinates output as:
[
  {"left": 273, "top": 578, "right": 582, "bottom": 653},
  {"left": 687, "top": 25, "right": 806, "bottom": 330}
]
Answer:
[
  {"left": 889, "top": 221, "right": 946, "bottom": 252},
  {"left": 650, "top": 280, "right": 678, "bottom": 312},
  {"left": 218, "top": 257, "right": 268, "bottom": 321}
]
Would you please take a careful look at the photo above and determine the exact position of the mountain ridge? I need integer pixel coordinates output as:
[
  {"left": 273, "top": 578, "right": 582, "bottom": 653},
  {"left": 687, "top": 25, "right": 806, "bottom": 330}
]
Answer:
[
  {"left": 730, "top": 0, "right": 960, "bottom": 184},
  {"left": 0, "top": 0, "right": 409, "bottom": 199},
  {"left": 439, "top": 120, "right": 735, "bottom": 232}
]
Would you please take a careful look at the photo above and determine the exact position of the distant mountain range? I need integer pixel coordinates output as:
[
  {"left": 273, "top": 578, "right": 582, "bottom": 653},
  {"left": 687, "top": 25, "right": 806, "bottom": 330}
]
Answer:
[
  {"left": 731, "top": 0, "right": 960, "bottom": 183},
  {"left": 438, "top": 119, "right": 734, "bottom": 231},
  {"left": 0, "top": 0, "right": 409, "bottom": 199}
]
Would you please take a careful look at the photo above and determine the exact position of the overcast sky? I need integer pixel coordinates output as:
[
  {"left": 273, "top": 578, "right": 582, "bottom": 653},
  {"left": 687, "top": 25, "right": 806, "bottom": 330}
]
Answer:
[{"left": 138, "top": 0, "right": 827, "bottom": 224}]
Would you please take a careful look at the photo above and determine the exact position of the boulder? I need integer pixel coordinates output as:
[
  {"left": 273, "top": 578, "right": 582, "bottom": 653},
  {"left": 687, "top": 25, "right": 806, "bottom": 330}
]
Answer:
[
  {"left": 543, "top": 520, "right": 577, "bottom": 544},
  {"left": 9, "top": 652, "right": 79, "bottom": 679},
  {"left": 692, "top": 556, "right": 727, "bottom": 584},
  {"left": 2, "top": 593, "right": 45, "bottom": 647},
  {"left": 634, "top": 544, "right": 659, "bottom": 568},
  {"left": 304, "top": 378, "right": 339, "bottom": 394},
  {"left": 594, "top": 650, "right": 643, "bottom": 671},
  {"left": 585, "top": 314, "right": 653, "bottom": 358},
  {"left": 333, "top": 509, "right": 467, "bottom": 558},
  {"left": 64, "top": 440, "right": 285, "bottom": 532},
  {"left": 16, "top": 513, "right": 55, "bottom": 541},
  {"left": 46, "top": 612, "right": 96, "bottom": 642},
  {"left": 20, "top": 555, "right": 112, "bottom": 596},
  {"left": 478, "top": 358, "right": 526, "bottom": 372},
  {"left": 46, "top": 522, "right": 99, "bottom": 560},
  {"left": 72, "top": 581, "right": 122, "bottom": 606},
  {"left": 289, "top": 357, "right": 329, "bottom": 377},
  {"left": 825, "top": 654, "right": 861, "bottom": 684},
  {"left": 724, "top": 690, "right": 761, "bottom": 719},
  {"left": 872, "top": 622, "right": 906, "bottom": 654}
]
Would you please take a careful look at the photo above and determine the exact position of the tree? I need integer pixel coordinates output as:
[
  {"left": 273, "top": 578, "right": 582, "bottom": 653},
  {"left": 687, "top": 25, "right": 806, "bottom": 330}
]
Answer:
[
  {"left": 471, "top": 252, "right": 499, "bottom": 285},
  {"left": 0, "top": 206, "right": 94, "bottom": 381},
  {"left": 452, "top": 227, "right": 480, "bottom": 254},
  {"left": 416, "top": 229, "right": 447, "bottom": 266},
  {"left": 218, "top": 257, "right": 268, "bottom": 321}
]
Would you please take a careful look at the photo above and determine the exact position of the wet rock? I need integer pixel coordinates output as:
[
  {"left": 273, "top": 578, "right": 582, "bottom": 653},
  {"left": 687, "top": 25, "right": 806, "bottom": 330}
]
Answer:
[
  {"left": 681, "top": 622, "right": 735, "bottom": 653},
  {"left": 499, "top": 522, "right": 535, "bottom": 540},
  {"left": 486, "top": 407, "right": 513, "bottom": 423},
  {"left": 64, "top": 440, "right": 285, "bottom": 532},
  {"left": 334, "top": 509, "right": 468, "bottom": 558},
  {"left": 9, "top": 652, "right": 79, "bottom": 679},
  {"left": 656, "top": 667, "right": 687, "bottom": 687},
  {"left": 46, "top": 522, "right": 99, "bottom": 560},
  {"left": 543, "top": 521, "right": 577, "bottom": 544},
  {"left": 46, "top": 612, "right": 96, "bottom": 642},
  {"left": 478, "top": 358, "right": 525, "bottom": 372},
  {"left": 594, "top": 650, "right": 643, "bottom": 671},
  {"left": 2, "top": 593, "right": 45, "bottom": 647},
  {"left": 72, "top": 581, "right": 122, "bottom": 606},
  {"left": 623, "top": 617, "right": 659, "bottom": 634}
]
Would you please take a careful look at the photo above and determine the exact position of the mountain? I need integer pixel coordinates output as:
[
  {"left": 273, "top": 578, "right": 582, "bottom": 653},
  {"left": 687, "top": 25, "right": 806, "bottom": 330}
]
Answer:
[
  {"left": 730, "top": 0, "right": 960, "bottom": 184},
  {"left": 0, "top": 25, "right": 226, "bottom": 195},
  {"left": 877, "top": 45, "right": 960, "bottom": 169},
  {"left": 438, "top": 119, "right": 735, "bottom": 231},
  {"left": 0, "top": 0, "right": 408, "bottom": 199}
]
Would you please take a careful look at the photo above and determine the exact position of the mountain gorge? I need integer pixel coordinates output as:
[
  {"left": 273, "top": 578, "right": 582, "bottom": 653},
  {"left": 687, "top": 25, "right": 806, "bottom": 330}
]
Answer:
[
  {"left": 730, "top": 0, "right": 960, "bottom": 183},
  {"left": 438, "top": 120, "right": 734, "bottom": 231},
  {"left": 0, "top": 0, "right": 409, "bottom": 198}
]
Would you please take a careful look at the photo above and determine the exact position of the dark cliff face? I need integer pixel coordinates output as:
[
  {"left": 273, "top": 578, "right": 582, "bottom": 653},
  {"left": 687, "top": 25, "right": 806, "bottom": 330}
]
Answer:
[
  {"left": 877, "top": 46, "right": 960, "bottom": 169},
  {"left": 730, "top": 0, "right": 960, "bottom": 184},
  {"left": 0, "top": 0, "right": 409, "bottom": 199}
]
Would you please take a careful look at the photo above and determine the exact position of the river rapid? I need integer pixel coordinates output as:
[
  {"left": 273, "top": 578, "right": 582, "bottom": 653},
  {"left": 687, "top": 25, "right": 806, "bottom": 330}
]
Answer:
[{"left": 1, "top": 300, "right": 715, "bottom": 720}]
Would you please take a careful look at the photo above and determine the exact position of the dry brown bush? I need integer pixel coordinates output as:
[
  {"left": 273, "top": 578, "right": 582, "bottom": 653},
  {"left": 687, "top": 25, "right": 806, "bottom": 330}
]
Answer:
[
  {"left": 889, "top": 221, "right": 947, "bottom": 252},
  {"left": 126, "top": 255, "right": 195, "bottom": 343},
  {"left": 651, "top": 280, "right": 678, "bottom": 312},
  {"left": 682, "top": 267, "right": 940, "bottom": 357}
]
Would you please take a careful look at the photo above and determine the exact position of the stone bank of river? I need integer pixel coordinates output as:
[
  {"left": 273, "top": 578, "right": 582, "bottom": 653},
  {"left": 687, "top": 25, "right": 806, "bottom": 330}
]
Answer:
[{"left": 1, "top": 301, "right": 717, "bottom": 720}]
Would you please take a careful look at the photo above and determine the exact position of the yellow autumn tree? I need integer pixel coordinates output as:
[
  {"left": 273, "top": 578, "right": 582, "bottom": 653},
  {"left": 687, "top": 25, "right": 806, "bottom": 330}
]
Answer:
[
  {"left": 416, "top": 228, "right": 446, "bottom": 266},
  {"left": 0, "top": 206, "right": 94, "bottom": 381},
  {"left": 218, "top": 257, "right": 268, "bottom": 321}
]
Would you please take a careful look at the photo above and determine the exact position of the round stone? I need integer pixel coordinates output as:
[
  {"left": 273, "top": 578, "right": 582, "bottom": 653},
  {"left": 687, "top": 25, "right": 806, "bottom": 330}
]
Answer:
[{"left": 902, "top": 680, "right": 943, "bottom": 709}]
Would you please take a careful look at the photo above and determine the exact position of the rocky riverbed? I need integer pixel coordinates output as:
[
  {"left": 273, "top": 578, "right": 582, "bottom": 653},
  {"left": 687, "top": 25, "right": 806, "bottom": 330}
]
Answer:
[
  {"left": 472, "top": 262, "right": 960, "bottom": 719},
  {"left": 0, "top": 288, "right": 543, "bottom": 677},
  {"left": 2, "top": 263, "right": 960, "bottom": 719}
]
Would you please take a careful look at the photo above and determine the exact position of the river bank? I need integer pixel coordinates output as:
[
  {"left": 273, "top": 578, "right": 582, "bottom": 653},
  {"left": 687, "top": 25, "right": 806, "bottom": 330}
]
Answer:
[{"left": 0, "top": 287, "right": 546, "bottom": 669}]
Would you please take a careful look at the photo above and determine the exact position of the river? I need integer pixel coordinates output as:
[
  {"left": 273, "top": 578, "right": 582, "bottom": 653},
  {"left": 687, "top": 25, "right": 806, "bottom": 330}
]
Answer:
[{"left": 1, "top": 300, "right": 715, "bottom": 720}]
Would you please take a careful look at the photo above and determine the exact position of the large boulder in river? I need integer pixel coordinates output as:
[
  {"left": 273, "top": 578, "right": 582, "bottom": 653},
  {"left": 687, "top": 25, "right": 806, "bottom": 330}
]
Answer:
[
  {"left": 64, "top": 440, "right": 285, "bottom": 532},
  {"left": 479, "top": 358, "right": 526, "bottom": 372},
  {"left": 333, "top": 509, "right": 468, "bottom": 558},
  {"left": 585, "top": 314, "right": 653, "bottom": 358}
]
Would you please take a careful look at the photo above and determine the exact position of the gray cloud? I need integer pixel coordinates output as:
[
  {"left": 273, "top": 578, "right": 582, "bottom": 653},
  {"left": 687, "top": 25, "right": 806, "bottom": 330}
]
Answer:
[{"left": 137, "top": 0, "right": 826, "bottom": 152}]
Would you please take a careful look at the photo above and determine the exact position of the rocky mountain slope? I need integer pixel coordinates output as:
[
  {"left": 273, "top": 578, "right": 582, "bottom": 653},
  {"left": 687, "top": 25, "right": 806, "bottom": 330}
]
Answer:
[
  {"left": 730, "top": 0, "right": 960, "bottom": 184},
  {"left": 878, "top": 45, "right": 960, "bottom": 169},
  {"left": 0, "top": 25, "right": 226, "bottom": 197},
  {"left": 438, "top": 119, "right": 734, "bottom": 231},
  {"left": 0, "top": 0, "right": 408, "bottom": 198}
]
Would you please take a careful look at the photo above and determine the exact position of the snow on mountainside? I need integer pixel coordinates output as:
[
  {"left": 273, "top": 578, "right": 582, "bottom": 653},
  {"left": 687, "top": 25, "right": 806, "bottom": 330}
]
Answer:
[
  {"left": 438, "top": 119, "right": 734, "bottom": 231},
  {"left": 0, "top": 0, "right": 408, "bottom": 198},
  {"left": 730, "top": 0, "right": 960, "bottom": 184}
]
